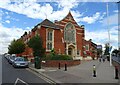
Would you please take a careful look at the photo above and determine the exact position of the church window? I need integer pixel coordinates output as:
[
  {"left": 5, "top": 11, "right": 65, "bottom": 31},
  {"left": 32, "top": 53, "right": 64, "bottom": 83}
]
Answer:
[{"left": 64, "top": 23, "right": 75, "bottom": 43}]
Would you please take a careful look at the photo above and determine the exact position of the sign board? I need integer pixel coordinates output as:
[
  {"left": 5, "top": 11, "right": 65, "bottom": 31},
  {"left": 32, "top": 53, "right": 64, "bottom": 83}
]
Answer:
[
  {"left": 109, "top": 46, "right": 112, "bottom": 52},
  {"left": 97, "top": 45, "right": 102, "bottom": 49}
]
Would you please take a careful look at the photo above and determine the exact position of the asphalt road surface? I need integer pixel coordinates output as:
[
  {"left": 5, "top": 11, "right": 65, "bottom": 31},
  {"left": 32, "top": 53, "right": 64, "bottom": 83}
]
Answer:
[{"left": 1, "top": 55, "right": 49, "bottom": 85}]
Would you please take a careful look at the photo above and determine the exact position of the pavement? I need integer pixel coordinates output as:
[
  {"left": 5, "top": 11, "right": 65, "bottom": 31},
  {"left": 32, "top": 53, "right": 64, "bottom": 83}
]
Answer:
[{"left": 29, "top": 59, "right": 119, "bottom": 84}]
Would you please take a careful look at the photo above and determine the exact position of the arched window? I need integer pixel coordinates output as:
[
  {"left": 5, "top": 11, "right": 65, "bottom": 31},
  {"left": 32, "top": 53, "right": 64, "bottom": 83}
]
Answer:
[{"left": 64, "top": 23, "right": 75, "bottom": 43}]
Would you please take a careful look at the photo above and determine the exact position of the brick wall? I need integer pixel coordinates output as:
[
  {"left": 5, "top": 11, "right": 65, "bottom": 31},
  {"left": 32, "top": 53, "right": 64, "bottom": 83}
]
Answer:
[
  {"left": 42, "top": 60, "right": 81, "bottom": 67},
  {"left": 54, "top": 29, "right": 65, "bottom": 54}
]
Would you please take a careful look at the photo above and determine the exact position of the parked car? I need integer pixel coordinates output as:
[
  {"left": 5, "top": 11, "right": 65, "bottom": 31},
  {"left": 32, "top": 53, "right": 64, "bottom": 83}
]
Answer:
[
  {"left": 4, "top": 54, "right": 10, "bottom": 60},
  {"left": 8, "top": 56, "right": 16, "bottom": 64},
  {"left": 12, "top": 57, "right": 29, "bottom": 68},
  {"left": 6, "top": 55, "right": 11, "bottom": 61}
]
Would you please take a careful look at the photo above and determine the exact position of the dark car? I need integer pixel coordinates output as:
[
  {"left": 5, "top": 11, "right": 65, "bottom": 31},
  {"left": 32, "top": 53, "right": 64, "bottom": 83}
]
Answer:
[{"left": 12, "top": 57, "right": 29, "bottom": 68}]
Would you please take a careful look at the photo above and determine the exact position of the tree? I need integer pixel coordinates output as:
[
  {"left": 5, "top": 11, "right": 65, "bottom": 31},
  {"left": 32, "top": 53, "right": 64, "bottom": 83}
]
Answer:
[
  {"left": 112, "top": 49, "right": 119, "bottom": 56},
  {"left": 8, "top": 39, "right": 25, "bottom": 54},
  {"left": 27, "top": 34, "right": 45, "bottom": 69},
  {"left": 104, "top": 43, "right": 109, "bottom": 55},
  {"left": 104, "top": 43, "right": 110, "bottom": 61}
]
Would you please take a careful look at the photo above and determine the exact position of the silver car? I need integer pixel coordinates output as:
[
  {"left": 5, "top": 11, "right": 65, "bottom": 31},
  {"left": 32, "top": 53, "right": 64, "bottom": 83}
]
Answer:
[{"left": 12, "top": 57, "right": 29, "bottom": 68}]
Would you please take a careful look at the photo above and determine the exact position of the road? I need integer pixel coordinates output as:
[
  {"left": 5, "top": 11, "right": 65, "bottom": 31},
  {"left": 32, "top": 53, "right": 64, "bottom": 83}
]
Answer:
[{"left": 1, "top": 55, "right": 48, "bottom": 85}]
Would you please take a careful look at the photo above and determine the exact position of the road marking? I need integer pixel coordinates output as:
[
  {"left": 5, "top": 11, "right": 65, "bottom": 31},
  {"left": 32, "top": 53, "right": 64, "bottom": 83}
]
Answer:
[
  {"left": 49, "top": 70, "right": 57, "bottom": 72},
  {"left": 26, "top": 68, "right": 56, "bottom": 84},
  {"left": 14, "top": 78, "right": 29, "bottom": 85}
]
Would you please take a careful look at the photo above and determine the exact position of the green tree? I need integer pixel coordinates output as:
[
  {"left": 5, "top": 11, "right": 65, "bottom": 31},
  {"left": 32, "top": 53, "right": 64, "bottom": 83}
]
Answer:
[
  {"left": 104, "top": 43, "right": 110, "bottom": 61},
  {"left": 8, "top": 39, "right": 25, "bottom": 54},
  {"left": 112, "top": 49, "right": 119, "bottom": 56},
  {"left": 27, "top": 35, "right": 45, "bottom": 69},
  {"left": 104, "top": 43, "right": 110, "bottom": 55}
]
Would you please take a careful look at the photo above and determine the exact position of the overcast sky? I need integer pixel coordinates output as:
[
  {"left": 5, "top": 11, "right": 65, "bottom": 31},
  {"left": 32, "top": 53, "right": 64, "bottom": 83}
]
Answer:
[{"left": 0, "top": 0, "right": 119, "bottom": 54}]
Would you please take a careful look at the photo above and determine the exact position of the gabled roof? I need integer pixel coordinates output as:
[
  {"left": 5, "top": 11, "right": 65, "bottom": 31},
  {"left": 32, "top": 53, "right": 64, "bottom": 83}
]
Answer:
[
  {"left": 64, "top": 11, "right": 74, "bottom": 20},
  {"left": 57, "top": 11, "right": 74, "bottom": 22},
  {"left": 32, "top": 19, "right": 60, "bottom": 32},
  {"left": 55, "top": 11, "right": 84, "bottom": 29},
  {"left": 38, "top": 19, "right": 59, "bottom": 29}
]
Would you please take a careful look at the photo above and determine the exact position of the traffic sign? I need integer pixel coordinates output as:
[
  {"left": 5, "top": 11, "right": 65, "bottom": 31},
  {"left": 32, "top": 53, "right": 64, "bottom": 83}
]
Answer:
[{"left": 109, "top": 46, "right": 112, "bottom": 52}]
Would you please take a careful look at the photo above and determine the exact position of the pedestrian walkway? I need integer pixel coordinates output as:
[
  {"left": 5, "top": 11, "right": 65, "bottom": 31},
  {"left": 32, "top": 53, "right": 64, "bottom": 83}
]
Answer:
[{"left": 29, "top": 60, "right": 119, "bottom": 84}]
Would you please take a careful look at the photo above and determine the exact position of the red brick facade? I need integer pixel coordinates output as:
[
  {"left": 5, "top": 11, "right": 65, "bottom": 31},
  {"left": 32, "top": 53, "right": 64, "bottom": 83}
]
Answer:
[
  {"left": 83, "top": 39, "right": 98, "bottom": 60},
  {"left": 18, "top": 12, "right": 97, "bottom": 60}
]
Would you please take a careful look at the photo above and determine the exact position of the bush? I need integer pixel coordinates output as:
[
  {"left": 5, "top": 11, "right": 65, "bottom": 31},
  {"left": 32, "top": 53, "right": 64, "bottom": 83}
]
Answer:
[{"left": 45, "top": 54, "right": 73, "bottom": 60}]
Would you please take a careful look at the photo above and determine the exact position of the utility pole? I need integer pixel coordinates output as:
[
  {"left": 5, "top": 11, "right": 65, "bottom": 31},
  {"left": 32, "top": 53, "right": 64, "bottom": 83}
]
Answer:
[
  {"left": 117, "top": 1, "right": 120, "bottom": 50},
  {"left": 106, "top": 2, "right": 112, "bottom": 66}
]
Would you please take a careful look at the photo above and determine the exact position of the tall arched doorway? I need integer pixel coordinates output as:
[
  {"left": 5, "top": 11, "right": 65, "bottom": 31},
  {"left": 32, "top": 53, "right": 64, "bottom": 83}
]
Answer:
[{"left": 68, "top": 45, "right": 75, "bottom": 58}]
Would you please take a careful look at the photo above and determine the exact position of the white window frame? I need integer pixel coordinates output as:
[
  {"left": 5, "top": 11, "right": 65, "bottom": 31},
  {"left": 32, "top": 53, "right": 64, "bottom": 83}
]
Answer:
[{"left": 46, "top": 29, "right": 54, "bottom": 51}]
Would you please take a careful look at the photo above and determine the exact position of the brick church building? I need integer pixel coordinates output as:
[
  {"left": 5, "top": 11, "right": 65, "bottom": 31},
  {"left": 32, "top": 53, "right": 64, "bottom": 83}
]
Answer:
[{"left": 19, "top": 11, "right": 98, "bottom": 60}]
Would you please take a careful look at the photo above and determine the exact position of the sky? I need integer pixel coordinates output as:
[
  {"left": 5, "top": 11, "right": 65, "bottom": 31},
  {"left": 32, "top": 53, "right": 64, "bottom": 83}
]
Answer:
[{"left": 0, "top": 0, "right": 119, "bottom": 54}]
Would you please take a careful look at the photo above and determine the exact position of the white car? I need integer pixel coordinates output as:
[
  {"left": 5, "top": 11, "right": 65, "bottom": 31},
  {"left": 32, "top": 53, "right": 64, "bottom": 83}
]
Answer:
[{"left": 8, "top": 56, "right": 16, "bottom": 64}]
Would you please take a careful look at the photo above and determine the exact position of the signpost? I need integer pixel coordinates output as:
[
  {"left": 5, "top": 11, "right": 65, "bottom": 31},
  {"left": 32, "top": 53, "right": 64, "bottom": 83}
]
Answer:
[{"left": 109, "top": 46, "right": 112, "bottom": 66}]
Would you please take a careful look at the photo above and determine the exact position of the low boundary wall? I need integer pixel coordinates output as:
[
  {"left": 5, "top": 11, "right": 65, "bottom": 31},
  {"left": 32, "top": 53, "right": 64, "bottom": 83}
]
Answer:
[{"left": 42, "top": 60, "right": 81, "bottom": 67}]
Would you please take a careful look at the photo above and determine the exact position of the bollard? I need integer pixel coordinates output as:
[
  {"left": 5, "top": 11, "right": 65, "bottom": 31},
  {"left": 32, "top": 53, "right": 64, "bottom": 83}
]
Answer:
[
  {"left": 115, "top": 66, "right": 119, "bottom": 79},
  {"left": 103, "top": 58, "right": 105, "bottom": 63},
  {"left": 99, "top": 58, "right": 101, "bottom": 62},
  {"left": 58, "top": 63, "right": 60, "bottom": 69},
  {"left": 65, "top": 64, "right": 67, "bottom": 71},
  {"left": 93, "top": 65, "right": 96, "bottom": 77}
]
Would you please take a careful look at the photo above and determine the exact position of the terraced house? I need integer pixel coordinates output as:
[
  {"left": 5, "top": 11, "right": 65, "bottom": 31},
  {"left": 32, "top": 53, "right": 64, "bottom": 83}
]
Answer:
[{"left": 19, "top": 12, "right": 97, "bottom": 60}]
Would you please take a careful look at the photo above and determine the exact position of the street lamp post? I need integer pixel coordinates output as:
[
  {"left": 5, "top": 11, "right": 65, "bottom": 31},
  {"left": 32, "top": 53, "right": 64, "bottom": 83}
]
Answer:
[
  {"left": 117, "top": 1, "right": 120, "bottom": 51},
  {"left": 106, "top": 2, "right": 112, "bottom": 66}
]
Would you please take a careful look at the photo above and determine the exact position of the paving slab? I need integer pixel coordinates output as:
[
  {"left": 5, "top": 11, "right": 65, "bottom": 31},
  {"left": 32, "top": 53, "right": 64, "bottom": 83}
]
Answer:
[{"left": 29, "top": 60, "right": 119, "bottom": 84}]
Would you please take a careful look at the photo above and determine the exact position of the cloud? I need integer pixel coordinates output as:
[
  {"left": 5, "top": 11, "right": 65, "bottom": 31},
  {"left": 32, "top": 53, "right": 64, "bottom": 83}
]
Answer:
[
  {"left": 101, "top": 13, "right": 118, "bottom": 26},
  {"left": 80, "top": 12, "right": 101, "bottom": 24},
  {"left": 0, "top": 10, "right": 3, "bottom": 21},
  {"left": 113, "top": 10, "right": 119, "bottom": 13},
  {"left": 71, "top": 10, "right": 83, "bottom": 23},
  {"left": 0, "top": 0, "right": 82, "bottom": 21},
  {"left": 5, "top": 20, "right": 10, "bottom": 23},
  {"left": 57, "top": 0, "right": 79, "bottom": 9},
  {"left": 85, "top": 25, "right": 118, "bottom": 49},
  {"left": 0, "top": 23, "right": 30, "bottom": 54}
]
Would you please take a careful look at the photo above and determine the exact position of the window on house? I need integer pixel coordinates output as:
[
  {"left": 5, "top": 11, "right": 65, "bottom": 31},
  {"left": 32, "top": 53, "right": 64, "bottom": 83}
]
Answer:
[
  {"left": 77, "top": 50, "right": 80, "bottom": 55},
  {"left": 47, "top": 31, "right": 52, "bottom": 41},
  {"left": 47, "top": 30, "right": 53, "bottom": 50},
  {"left": 47, "top": 43, "right": 52, "bottom": 50},
  {"left": 86, "top": 45, "right": 89, "bottom": 51}
]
